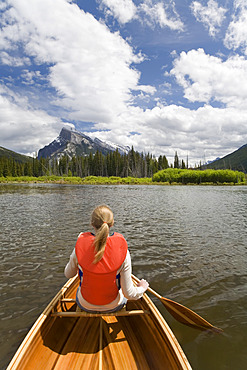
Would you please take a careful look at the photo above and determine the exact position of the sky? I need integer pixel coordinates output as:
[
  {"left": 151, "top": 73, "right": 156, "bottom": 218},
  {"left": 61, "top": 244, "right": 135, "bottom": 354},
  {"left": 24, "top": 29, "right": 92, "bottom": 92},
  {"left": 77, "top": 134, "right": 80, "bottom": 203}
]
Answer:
[{"left": 1, "top": 0, "right": 247, "bottom": 166}]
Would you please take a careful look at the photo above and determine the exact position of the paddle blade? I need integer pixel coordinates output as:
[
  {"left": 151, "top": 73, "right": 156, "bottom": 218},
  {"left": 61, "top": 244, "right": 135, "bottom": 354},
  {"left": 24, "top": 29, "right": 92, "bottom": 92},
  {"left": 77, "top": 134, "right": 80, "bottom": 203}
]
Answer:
[
  {"left": 160, "top": 297, "right": 223, "bottom": 333},
  {"left": 131, "top": 274, "right": 222, "bottom": 333}
]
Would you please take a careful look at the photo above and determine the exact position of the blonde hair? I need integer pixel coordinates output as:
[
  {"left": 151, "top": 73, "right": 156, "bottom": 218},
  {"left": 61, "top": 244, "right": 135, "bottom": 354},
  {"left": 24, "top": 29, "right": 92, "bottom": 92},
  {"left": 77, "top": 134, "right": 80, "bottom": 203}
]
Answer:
[{"left": 91, "top": 205, "right": 114, "bottom": 263}]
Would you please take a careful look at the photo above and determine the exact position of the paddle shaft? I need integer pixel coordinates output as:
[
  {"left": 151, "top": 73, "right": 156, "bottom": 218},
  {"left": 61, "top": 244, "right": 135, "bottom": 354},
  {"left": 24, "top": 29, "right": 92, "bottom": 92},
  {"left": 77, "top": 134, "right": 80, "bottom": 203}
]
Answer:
[{"left": 147, "top": 286, "right": 163, "bottom": 299}]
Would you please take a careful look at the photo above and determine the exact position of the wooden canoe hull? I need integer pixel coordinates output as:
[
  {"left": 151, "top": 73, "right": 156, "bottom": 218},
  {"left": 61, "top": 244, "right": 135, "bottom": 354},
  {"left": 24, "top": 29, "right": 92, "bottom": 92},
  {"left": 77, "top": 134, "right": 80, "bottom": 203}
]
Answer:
[{"left": 7, "top": 276, "right": 191, "bottom": 369}]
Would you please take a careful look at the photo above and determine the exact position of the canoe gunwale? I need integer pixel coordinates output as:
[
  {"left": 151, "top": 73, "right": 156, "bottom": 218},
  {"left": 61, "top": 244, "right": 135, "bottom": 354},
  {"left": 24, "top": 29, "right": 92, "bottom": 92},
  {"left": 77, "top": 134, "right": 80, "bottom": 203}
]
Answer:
[{"left": 142, "top": 292, "right": 192, "bottom": 369}]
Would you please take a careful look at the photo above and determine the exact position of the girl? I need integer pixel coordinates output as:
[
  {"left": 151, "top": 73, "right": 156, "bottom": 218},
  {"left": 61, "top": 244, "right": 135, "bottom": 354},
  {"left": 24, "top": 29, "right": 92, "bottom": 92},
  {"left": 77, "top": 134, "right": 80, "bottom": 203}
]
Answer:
[{"left": 64, "top": 204, "right": 149, "bottom": 313}]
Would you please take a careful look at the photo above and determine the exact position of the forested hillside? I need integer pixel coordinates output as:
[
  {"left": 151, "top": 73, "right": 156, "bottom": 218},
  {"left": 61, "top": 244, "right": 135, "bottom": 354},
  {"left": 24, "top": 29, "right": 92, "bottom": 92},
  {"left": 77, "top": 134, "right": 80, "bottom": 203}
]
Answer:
[
  {"left": 0, "top": 146, "right": 32, "bottom": 163},
  {"left": 0, "top": 147, "right": 169, "bottom": 178},
  {"left": 204, "top": 144, "right": 247, "bottom": 173}
]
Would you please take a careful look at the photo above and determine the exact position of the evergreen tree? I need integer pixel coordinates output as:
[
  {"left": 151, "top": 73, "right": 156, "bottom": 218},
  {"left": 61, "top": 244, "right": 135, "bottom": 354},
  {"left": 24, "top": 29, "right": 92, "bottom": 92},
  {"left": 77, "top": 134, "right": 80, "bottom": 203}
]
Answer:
[
  {"left": 158, "top": 155, "right": 168, "bottom": 170},
  {"left": 174, "top": 151, "right": 179, "bottom": 168},
  {"left": 3, "top": 160, "right": 12, "bottom": 177},
  {"left": 88, "top": 152, "right": 94, "bottom": 176},
  {"left": 121, "top": 154, "right": 129, "bottom": 177},
  {"left": 52, "top": 158, "right": 59, "bottom": 176},
  {"left": 129, "top": 146, "right": 136, "bottom": 176},
  {"left": 33, "top": 157, "right": 40, "bottom": 176},
  {"left": 93, "top": 151, "right": 103, "bottom": 176},
  {"left": 24, "top": 162, "right": 33, "bottom": 176}
]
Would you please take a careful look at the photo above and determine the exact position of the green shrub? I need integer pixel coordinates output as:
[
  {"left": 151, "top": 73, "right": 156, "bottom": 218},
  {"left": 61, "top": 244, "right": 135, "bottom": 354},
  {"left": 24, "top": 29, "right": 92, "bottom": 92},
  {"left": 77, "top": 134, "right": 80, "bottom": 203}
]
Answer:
[{"left": 152, "top": 168, "right": 245, "bottom": 184}]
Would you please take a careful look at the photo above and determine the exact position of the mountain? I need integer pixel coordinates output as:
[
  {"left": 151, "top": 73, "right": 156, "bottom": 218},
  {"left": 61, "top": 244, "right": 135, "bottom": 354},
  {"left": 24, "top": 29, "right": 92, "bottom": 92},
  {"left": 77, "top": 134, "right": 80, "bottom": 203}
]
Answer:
[
  {"left": 0, "top": 146, "right": 32, "bottom": 163},
  {"left": 203, "top": 144, "right": 247, "bottom": 173},
  {"left": 38, "top": 127, "right": 130, "bottom": 160}
]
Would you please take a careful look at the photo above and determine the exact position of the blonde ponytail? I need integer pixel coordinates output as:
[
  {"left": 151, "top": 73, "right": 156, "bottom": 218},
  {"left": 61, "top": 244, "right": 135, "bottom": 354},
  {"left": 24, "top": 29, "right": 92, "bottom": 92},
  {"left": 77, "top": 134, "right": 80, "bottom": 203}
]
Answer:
[{"left": 91, "top": 205, "right": 114, "bottom": 263}]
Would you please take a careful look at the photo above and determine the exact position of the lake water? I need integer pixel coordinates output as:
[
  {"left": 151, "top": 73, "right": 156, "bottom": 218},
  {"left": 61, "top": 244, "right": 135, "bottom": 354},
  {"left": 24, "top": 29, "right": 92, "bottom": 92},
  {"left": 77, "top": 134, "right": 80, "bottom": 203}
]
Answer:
[{"left": 0, "top": 183, "right": 247, "bottom": 369}]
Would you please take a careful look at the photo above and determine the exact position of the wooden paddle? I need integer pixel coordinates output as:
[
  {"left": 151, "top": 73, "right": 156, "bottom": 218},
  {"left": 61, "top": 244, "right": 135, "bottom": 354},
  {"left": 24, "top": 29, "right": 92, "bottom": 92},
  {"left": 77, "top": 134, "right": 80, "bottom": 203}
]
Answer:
[{"left": 132, "top": 274, "right": 223, "bottom": 333}]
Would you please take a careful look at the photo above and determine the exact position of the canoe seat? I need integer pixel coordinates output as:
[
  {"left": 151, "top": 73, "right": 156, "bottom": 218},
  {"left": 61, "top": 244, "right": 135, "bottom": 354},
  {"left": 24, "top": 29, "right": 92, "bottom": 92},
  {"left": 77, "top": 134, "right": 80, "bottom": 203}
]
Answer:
[
  {"left": 52, "top": 296, "right": 150, "bottom": 317},
  {"left": 51, "top": 309, "right": 150, "bottom": 318}
]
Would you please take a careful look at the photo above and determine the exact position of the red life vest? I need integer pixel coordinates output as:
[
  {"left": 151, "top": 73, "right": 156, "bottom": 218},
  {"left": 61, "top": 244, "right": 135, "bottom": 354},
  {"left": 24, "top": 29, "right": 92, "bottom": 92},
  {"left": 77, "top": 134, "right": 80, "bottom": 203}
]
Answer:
[{"left": 75, "top": 232, "right": 128, "bottom": 305}]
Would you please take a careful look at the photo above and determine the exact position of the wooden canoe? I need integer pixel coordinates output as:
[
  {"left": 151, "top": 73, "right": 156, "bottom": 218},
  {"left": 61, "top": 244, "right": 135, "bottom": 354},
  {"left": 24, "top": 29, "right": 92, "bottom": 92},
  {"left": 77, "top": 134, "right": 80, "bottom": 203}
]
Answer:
[{"left": 7, "top": 275, "right": 192, "bottom": 369}]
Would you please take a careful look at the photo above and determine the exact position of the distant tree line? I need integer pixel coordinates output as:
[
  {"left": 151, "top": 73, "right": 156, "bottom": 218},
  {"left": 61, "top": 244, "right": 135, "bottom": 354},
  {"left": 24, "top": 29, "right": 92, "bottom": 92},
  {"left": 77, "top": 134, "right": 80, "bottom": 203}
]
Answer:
[
  {"left": 2, "top": 147, "right": 245, "bottom": 182},
  {"left": 0, "top": 147, "right": 169, "bottom": 178}
]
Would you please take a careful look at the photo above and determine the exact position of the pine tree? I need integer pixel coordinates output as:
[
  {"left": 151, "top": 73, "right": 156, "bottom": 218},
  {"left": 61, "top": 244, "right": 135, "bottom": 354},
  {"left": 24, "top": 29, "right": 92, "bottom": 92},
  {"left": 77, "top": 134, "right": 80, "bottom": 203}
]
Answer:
[
  {"left": 129, "top": 146, "right": 136, "bottom": 176},
  {"left": 24, "top": 162, "right": 33, "bottom": 176},
  {"left": 88, "top": 152, "right": 94, "bottom": 176},
  {"left": 3, "top": 159, "right": 11, "bottom": 177},
  {"left": 158, "top": 155, "right": 168, "bottom": 170},
  {"left": 174, "top": 151, "right": 179, "bottom": 168}
]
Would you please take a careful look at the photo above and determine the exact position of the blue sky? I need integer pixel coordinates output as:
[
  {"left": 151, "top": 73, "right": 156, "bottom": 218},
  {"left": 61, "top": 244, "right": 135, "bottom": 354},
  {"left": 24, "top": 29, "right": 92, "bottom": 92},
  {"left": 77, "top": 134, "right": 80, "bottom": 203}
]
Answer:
[{"left": 1, "top": 0, "right": 247, "bottom": 166}]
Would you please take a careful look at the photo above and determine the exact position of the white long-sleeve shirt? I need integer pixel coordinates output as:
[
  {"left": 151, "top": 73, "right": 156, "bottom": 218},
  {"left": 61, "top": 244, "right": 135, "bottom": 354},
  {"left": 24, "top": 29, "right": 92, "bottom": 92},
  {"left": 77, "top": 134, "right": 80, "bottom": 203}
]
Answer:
[{"left": 64, "top": 248, "right": 145, "bottom": 311}]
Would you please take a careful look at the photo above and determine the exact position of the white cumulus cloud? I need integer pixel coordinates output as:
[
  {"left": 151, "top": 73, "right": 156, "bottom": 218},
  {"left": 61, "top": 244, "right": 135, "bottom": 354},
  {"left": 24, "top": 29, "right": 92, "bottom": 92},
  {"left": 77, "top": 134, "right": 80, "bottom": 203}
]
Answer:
[
  {"left": 170, "top": 48, "right": 247, "bottom": 108},
  {"left": 101, "top": 0, "right": 137, "bottom": 24},
  {"left": 89, "top": 102, "right": 247, "bottom": 165},
  {"left": 139, "top": 0, "right": 184, "bottom": 31},
  {"left": 191, "top": 0, "right": 227, "bottom": 37},
  {"left": 100, "top": 0, "right": 184, "bottom": 31},
  {"left": 0, "top": 51, "right": 30, "bottom": 67},
  {"left": 224, "top": 0, "right": 247, "bottom": 54},
  {"left": 0, "top": 84, "right": 71, "bottom": 155}
]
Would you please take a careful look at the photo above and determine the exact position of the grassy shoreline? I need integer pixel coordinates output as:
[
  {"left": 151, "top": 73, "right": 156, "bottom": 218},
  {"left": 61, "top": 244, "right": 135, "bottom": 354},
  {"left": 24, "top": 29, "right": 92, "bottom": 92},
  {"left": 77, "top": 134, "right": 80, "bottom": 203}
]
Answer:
[
  {"left": 0, "top": 175, "right": 154, "bottom": 185},
  {"left": 0, "top": 175, "right": 246, "bottom": 186}
]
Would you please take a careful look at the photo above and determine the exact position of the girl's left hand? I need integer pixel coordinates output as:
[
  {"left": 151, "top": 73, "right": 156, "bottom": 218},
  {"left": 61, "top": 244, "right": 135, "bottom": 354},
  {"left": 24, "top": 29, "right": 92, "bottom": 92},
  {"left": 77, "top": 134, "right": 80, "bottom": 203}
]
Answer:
[{"left": 137, "top": 279, "right": 149, "bottom": 291}]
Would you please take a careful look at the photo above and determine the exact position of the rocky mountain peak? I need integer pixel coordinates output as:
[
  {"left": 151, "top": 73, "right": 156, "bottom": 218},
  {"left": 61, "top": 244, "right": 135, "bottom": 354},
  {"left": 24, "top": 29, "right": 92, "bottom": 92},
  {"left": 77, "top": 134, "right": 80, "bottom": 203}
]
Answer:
[{"left": 38, "top": 127, "right": 129, "bottom": 160}]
